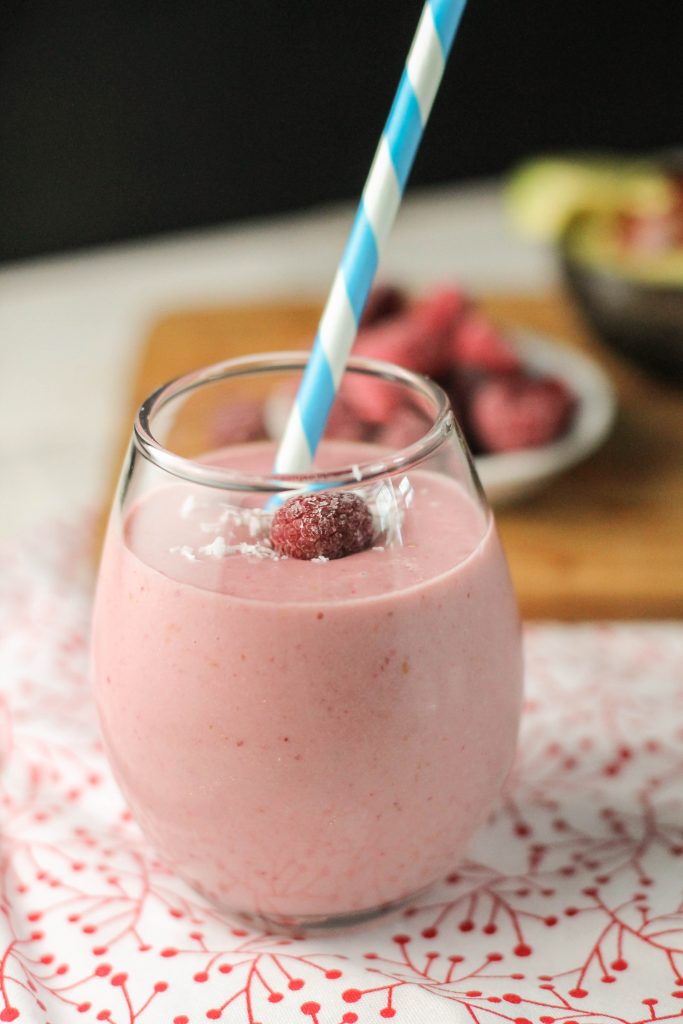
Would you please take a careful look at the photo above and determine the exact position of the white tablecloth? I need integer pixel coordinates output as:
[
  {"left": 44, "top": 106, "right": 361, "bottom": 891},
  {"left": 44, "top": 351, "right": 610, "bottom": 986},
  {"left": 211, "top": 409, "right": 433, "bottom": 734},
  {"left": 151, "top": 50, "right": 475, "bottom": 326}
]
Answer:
[{"left": 2, "top": 522, "right": 683, "bottom": 1023}]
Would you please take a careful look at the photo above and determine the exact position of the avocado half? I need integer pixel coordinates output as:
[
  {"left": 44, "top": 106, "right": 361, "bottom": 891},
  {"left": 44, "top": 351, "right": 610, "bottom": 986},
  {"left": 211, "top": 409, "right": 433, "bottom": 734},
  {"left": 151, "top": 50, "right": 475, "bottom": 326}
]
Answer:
[
  {"left": 561, "top": 217, "right": 683, "bottom": 383},
  {"left": 506, "top": 155, "right": 683, "bottom": 382},
  {"left": 505, "top": 157, "right": 674, "bottom": 242}
]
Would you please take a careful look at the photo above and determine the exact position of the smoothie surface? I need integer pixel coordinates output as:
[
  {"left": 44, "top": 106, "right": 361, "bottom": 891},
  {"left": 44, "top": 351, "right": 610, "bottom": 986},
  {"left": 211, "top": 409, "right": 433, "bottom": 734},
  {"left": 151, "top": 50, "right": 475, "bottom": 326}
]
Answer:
[{"left": 125, "top": 441, "right": 489, "bottom": 603}]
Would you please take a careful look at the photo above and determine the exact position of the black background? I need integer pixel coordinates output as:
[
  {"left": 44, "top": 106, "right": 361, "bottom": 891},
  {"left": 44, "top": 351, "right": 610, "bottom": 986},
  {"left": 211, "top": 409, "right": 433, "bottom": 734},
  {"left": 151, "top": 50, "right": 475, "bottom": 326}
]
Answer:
[{"left": 1, "top": 0, "right": 681, "bottom": 263}]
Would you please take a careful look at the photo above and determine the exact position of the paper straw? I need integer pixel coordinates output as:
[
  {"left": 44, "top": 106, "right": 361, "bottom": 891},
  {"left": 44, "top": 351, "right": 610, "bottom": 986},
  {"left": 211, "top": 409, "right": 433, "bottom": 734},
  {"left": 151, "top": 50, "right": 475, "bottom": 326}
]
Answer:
[{"left": 274, "top": 0, "right": 468, "bottom": 475}]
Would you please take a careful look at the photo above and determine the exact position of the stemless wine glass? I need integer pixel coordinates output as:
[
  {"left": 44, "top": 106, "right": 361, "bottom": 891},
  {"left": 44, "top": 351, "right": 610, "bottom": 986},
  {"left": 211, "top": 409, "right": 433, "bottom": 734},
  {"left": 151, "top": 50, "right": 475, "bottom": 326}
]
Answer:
[{"left": 92, "top": 353, "right": 523, "bottom": 929}]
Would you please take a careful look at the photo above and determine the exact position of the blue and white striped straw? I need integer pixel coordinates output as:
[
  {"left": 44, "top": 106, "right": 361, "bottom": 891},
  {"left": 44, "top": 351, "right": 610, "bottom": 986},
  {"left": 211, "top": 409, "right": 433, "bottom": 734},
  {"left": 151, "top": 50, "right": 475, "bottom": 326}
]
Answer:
[{"left": 274, "top": 0, "right": 468, "bottom": 475}]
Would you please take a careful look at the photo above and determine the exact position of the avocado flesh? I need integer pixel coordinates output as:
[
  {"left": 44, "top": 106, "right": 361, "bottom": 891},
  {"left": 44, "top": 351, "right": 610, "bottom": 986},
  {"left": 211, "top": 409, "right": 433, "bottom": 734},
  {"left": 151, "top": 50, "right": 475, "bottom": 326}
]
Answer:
[
  {"left": 506, "top": 157, "right": 674, "bottom": 242},
  {"left": 566, "top": 215, "right": 683, "bottom": 287}
]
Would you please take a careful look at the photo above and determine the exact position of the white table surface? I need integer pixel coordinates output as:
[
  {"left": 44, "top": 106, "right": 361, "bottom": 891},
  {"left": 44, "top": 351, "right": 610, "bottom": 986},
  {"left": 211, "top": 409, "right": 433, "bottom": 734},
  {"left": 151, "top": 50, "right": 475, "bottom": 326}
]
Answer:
[{"left": 0, "top": 179, "right": 554, "bottom": 541}]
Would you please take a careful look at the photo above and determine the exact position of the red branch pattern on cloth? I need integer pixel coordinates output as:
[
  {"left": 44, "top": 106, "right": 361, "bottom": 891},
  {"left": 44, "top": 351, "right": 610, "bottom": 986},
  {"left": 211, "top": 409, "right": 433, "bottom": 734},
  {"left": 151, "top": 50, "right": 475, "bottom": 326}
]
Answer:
[{"left": 1, "top": 523, "right": 683, "bottom": 1023}]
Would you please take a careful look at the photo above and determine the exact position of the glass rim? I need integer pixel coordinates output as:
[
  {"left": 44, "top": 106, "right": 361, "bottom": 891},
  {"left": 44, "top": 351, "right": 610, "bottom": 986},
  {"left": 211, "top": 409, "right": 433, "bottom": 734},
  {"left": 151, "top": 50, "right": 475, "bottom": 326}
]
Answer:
[{"left": 134, "top": 351, "right": 456, "bottom": 492}]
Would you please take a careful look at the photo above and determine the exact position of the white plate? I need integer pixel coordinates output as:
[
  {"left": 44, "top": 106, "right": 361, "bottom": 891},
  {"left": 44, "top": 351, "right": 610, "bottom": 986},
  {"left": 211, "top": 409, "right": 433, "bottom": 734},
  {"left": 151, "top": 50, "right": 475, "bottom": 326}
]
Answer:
[{"left": 475, "top": 331, "right": 617, "bottom": 505}]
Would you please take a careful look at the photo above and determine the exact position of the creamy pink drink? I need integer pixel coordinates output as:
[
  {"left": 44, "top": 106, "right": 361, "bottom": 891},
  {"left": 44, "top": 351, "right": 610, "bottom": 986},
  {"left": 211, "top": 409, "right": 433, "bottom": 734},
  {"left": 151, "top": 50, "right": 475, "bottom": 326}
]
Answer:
[{"left": 93, "top": 435, "right": 522, "bottom": 924}]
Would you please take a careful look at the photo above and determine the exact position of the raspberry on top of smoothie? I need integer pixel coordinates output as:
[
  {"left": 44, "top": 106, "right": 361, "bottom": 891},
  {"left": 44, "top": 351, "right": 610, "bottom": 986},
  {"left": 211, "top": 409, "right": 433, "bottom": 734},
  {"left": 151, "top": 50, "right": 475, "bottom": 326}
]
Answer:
[{"left": 270, "top": 491, "right": 374, "bottom": 561}]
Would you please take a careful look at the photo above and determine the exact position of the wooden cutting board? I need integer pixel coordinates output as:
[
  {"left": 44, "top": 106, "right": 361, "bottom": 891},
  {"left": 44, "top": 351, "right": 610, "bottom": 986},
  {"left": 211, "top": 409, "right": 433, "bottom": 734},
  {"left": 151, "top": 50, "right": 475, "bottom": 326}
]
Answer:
[{"left": 110, "top": 293, "right": 683, "bottom": 620}]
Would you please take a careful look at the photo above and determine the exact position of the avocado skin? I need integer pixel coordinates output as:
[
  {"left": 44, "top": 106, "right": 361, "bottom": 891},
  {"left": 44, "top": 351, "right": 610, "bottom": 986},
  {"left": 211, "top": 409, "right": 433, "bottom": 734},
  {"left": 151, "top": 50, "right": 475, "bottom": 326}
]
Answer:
[{"left": 561, "top": 237, "right": 683, "bottom": 385}]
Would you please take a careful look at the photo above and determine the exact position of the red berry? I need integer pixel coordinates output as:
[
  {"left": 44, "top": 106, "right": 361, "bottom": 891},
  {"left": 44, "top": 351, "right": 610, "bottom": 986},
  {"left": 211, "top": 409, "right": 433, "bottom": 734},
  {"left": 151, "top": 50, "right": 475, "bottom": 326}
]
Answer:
[
  {"left": 350, "top": 288, "right": 464, "bottom": 423},
  {"left": 470, "top": 374, "right": 576, "bottom": 453},
  {"left": 337, "top": 372, "right": 402, "bottom": 426},
  {"left": 271, "top": 492, "right": 373, "bottom": 561},
  {"left": 413, "top": 287, "right": 468, "bottom": 354},
  {"left": 450, "top": 311, "right": 522, "bottom": 373},
  {"left": 325, "top": 394, "right": 368, "bottom": 442},
  {"left": 356, "top": 287, "right": 463, "bottom": 375},
  {"left": 360, "top": 283, "right": 406, "bottom": 327},
  {"left": 211, "top": 401, "right": 265, "bottom": 447},
  {"left": 375, "top": 406, "right": 428, "bottom": 448}
]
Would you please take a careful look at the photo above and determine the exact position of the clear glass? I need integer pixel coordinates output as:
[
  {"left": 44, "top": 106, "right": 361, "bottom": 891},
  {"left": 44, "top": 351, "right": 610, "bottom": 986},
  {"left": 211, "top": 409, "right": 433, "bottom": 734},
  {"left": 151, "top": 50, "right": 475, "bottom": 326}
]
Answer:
[{"left": 92, "top": 353, "right": 523, "bottom": 929}]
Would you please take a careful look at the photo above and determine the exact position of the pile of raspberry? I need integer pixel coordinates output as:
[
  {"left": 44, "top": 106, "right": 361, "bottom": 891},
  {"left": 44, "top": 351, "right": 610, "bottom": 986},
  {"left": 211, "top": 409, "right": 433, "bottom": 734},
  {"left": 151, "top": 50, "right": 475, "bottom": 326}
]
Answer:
[
  {"left": 213, "top": 283, "right": 576, "bottom": 456},
  {"left": 211, "top": 280, "right": 577, "bottom": 456},
  {"left": 334, "top": 283, "right": 577, "bottom": 455}
]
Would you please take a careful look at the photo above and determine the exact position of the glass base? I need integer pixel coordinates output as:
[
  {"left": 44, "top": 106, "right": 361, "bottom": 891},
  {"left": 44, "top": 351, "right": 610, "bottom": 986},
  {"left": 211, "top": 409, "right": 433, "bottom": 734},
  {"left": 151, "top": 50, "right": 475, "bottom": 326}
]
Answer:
[{"left": 195, "top": 885, "right": 426, "bottom": 935}]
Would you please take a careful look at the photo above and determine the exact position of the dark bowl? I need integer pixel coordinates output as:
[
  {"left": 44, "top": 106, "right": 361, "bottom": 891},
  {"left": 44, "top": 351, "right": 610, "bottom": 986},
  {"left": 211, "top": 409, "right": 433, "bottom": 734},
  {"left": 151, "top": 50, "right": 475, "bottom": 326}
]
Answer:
[{"left": 560, "top": 234, "right": 683, "bottom": 384}]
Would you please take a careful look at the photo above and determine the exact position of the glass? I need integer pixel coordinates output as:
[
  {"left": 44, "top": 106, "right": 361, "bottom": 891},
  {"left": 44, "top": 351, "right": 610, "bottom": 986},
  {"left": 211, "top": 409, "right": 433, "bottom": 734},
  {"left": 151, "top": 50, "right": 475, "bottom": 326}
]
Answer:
[{"left": 92, "top": 352, "right": 523, "bottom": 929}]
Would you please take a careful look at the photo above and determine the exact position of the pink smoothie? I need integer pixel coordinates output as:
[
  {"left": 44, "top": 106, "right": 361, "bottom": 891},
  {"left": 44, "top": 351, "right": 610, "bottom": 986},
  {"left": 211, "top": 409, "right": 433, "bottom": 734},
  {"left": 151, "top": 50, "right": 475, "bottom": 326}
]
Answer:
[{"left": 92, "top": 444, "right": 522, "bottom": 921}]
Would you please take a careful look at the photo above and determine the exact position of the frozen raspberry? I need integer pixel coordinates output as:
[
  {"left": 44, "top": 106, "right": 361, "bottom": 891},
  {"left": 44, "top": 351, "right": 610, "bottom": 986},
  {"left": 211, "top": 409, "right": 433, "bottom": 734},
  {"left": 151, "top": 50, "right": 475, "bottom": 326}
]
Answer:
[
  {"left": 324, "top": 394, "right": 369, "bottom": 441},
  {"left": 340, "top": 373, "right": 403, "bottom": 426},
  {"left": 450, "top": 311, "right": 522, "bottom": 373},
  {"left": 470, "top": 374, "right": 576, "bottom": 453},
  {"left": 355, "top": 287, "right": 464, "bottom": 377},
  {"left": 270, "top": 492, "right": 374, "bottom": 560},
  {"left": 414, "top": 286, "right": 468, "bottom": 349},
  {"left": 211, "top": 401, "right": 265, "bottom": 446},
  {"left": 375, "top": 405, "right": 429, "bottom": 448},
  {"left": 360, "top": 283, "right": 407, "bottom": 327},
  {"left": 349, "top": 288, "right": 465, "bottom": 424}
]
